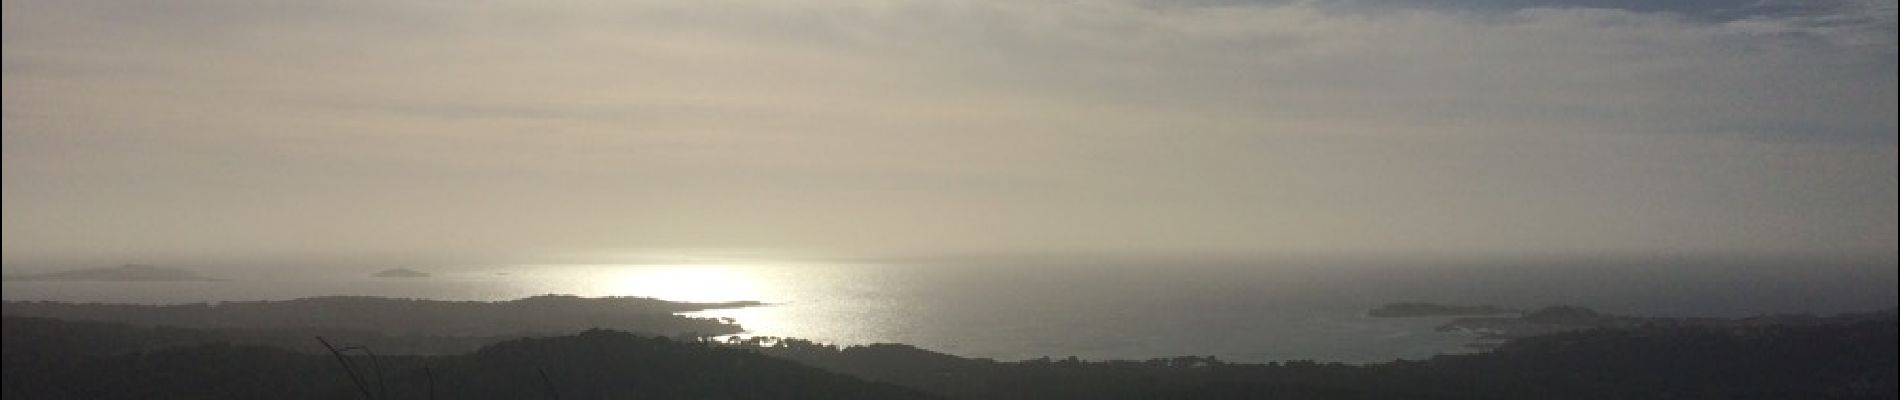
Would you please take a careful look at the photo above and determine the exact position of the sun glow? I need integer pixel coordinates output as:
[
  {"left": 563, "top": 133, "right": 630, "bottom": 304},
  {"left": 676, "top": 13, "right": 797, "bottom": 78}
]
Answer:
[{"left": 508, "top": 262, "right": 814, "bottom": 341}]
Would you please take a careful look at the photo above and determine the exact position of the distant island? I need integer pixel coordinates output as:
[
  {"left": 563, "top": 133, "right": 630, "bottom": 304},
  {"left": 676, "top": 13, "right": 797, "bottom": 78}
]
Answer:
[
  {"left": 1, "top": 264, "right": 222, "bottom": 282},
  {"left": 1367, "top": 302, "right": 1519, "bottom": 317},
  {"left": 371, "top": 267, "right": 431, "bottom": 278}
]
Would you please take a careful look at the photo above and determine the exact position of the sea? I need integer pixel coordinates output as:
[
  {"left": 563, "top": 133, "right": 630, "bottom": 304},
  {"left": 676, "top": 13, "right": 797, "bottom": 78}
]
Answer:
[{"left": 4, "top": 255, "right": 1895, "bottom": 364}]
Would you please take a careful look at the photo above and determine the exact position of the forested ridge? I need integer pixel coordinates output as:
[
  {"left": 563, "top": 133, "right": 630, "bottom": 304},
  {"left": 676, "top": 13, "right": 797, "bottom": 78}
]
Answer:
[{"left": 4, "top": 309, "right": 1893, "bottom": 399}]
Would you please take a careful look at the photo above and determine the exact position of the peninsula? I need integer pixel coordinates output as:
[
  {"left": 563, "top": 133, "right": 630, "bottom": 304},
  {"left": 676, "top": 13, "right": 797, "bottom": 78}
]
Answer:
[{"left": 2, "top": 295, "right": 760, "bottom": 339}]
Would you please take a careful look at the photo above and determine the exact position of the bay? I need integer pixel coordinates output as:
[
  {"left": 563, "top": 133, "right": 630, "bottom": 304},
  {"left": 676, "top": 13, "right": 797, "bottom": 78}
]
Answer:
[{"left": 4, "top": 255, "right": 1893, "bottom": 363}]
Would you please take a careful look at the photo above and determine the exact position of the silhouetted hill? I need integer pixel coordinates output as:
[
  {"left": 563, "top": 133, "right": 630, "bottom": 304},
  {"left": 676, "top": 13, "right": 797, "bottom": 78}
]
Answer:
[
  {"left": 2, "top": 295, "right": 755, "bottom": 339},
  {"left": 738, "top": 310, "right": 1898, "bottom": 399},
  {"left": 2, "top": 324, "right": 932, "bottom": 399},
  {"left": 1440, "top": 311, "right": 1899, "bottom": 399},
  {"left": 0, "top": 316, "right": 512, "bottom": 356},
  {"left": 3, "top": 342, "right": 370, "bottom": 399},
  {"left": 4, "top": 307, "right": 1891, "bottom": 399},
  {"left": 408, "top": 330, "right": 932, "bottom": 399}
]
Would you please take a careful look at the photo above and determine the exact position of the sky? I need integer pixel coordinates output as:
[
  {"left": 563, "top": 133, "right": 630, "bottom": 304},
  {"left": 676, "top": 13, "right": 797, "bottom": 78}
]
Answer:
[{"left": 3, "top": 0, "right": 1896, "bottom": 265}]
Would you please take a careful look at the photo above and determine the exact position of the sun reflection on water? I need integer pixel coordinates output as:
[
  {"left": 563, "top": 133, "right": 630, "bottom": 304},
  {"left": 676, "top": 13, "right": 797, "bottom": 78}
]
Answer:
[
  {"left": 585, "top": 264, "right": 773, "bottom": 303},
  {"left": 582, "top": 263, "right": 804, "bottom": 341},
  {"left": 509, "top": 262, "right": 861, "bottom": 345}
]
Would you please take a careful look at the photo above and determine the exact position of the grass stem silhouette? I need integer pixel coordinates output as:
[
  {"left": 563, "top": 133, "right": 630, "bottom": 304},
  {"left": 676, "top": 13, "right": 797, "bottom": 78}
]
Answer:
[{"left": 316, "top": 336, "right": 376, "bottom": 400}]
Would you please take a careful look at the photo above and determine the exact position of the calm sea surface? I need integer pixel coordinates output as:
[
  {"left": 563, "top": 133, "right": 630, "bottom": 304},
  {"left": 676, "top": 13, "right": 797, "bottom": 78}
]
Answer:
[{"left": 4, "top": 256, "right": 1894, "bottom": 363}]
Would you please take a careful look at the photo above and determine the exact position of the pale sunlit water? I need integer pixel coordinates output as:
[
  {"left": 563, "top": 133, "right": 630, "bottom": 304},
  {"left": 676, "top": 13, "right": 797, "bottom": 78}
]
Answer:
[{"left": 4, "top": 256, "right": 1895, "bottom": 363}]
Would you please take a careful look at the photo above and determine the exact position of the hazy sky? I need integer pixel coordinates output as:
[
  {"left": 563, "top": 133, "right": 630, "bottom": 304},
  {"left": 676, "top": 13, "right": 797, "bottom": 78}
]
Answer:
[{"left": 3, "top": 0, "right": 1896, "bottom": 264}]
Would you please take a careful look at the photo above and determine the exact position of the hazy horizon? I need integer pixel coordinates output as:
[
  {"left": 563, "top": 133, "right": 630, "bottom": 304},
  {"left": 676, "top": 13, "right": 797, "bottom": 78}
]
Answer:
[{"left": 6, "top": 0, "right": 1896, "bottom": 265}]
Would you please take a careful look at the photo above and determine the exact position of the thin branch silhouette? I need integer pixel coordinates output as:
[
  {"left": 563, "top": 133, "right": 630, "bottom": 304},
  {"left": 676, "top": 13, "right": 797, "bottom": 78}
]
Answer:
[
  {"left": 424, "top": 365, "right": 436, "bottom": 400},
  {"left": 337, "top": 346, "right": 389, "bottom": 400},
  {"left": 539, "top": 368, "right": 562, "bottom": 400},
  {"left": 316, "top": 337, "right": 376, "bottom": 400}
]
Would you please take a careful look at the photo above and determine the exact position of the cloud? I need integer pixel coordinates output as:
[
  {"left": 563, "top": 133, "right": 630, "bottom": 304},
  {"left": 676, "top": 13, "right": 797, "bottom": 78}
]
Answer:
[{"left": 3, "top": 0, "right": 1895, "bottom": 261}]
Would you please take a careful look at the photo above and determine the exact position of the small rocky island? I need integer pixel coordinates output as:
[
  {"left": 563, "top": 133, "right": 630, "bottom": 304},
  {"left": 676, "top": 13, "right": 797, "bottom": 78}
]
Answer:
[
  {"left": 2, "top": 264, "right": 222, "bottom": 282},
  {"left": 371, "top": 267, "right": 431, "bottom": 278}
]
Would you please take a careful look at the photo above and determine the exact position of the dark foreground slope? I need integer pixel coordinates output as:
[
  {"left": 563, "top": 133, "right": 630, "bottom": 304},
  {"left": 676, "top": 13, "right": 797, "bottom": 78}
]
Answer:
[
  {"left": 743, "top": 310, "right": 1898, "bottom": 399},
  {"left": 420, "top": 331, "right": 929, "bottom": 399},
  {"left": 4, "top": 311, "right": 1893, "bottom": 399},
  {"left": 2, "top": 324, "right": 931, "bottom": 400}
]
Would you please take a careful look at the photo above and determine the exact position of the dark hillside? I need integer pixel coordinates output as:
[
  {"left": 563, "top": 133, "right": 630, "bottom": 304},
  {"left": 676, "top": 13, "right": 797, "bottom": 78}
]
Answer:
[{"left": 2, "top": 321, "right": 933, "bottom": 399}]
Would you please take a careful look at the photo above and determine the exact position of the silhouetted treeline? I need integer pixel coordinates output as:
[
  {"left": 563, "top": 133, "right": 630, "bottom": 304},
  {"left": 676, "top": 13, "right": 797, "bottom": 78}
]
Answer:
[
  {"left": 1, "top": 295, "right": 754, "bottom": 339},
  {"left": 735, "top": 310, "right": 1898, "bottom": 399},
  {"left": 1431, "top": 304, "right": 1825, "bottom": 341},
  {"left": 1, "top": 316, "right": 512, "bottom": 356},
  {"left": 3, "top": 309, "right": 1893, "bottom": 399},
  {"left": 3, "top": 325, "right": 931, "bottom": 399}
]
